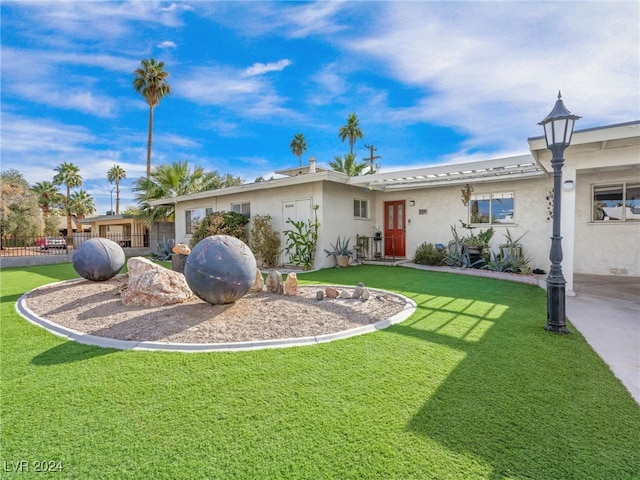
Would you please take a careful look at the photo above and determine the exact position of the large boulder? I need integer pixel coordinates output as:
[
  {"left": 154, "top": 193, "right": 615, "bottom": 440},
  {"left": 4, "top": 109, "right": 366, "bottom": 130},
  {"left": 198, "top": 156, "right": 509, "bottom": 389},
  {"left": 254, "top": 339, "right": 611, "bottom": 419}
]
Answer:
[
  {"left": 121, "top": 257, "right": 194, "bottom": 307},
  {"left": 184, "top": 235, "right": 257, "bottom": 305},
  {"left": 73, "top": 238, "right": 125, "bottom": 281}
]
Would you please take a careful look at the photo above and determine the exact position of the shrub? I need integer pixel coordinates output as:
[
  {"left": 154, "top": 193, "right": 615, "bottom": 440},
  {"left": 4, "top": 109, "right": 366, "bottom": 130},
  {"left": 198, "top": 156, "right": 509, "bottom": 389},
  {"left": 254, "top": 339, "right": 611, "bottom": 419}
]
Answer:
[
  {"left": 414, "top": 242, "right": 447, "bottom": 266},
  {"left": 189, "top": 211, "right": 249, "bottom": 248},
  {"left": 250, "top": 214, "right": 281, "bottom": 267},
  {"left": 283, "top": 205, "right": 320, "bottom": 271}
]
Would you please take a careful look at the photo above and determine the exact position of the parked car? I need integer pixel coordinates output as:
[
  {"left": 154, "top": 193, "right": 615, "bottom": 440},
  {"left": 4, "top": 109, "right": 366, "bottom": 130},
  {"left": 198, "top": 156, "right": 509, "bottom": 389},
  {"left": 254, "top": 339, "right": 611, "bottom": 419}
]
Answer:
[{"left": 40, "top": 237, "right": 67, "bottom": 250}]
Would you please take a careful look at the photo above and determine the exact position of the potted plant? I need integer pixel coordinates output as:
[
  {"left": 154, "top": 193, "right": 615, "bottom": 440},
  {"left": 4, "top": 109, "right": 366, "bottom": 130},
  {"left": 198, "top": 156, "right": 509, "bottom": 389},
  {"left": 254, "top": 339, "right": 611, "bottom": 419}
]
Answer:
[
  {"left": 324, "top": 236, "right": 353, "bottom": 267},
  {"left": 499, "top": 229, "right": 527, "bottom": 263},
  {"left": 355, "top": 234, "right": 369, "bottom": 259},
  {"left": 459, "top": 220, "right": 494, "bottom": 256}
]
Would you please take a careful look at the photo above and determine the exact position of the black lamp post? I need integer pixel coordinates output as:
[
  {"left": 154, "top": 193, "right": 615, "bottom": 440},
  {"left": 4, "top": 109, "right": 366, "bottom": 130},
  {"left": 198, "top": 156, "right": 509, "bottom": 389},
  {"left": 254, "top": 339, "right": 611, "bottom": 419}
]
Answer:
[{"left": 538, "top": 91, "right": 580, "bottom": 333}]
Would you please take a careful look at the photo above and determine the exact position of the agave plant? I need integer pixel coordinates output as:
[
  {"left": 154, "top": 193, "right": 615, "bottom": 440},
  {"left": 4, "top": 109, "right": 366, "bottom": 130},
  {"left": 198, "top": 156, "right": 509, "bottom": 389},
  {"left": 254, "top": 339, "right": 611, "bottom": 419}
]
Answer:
[{"left": 152, "top": 236, "right": 175, "bottom": 261}]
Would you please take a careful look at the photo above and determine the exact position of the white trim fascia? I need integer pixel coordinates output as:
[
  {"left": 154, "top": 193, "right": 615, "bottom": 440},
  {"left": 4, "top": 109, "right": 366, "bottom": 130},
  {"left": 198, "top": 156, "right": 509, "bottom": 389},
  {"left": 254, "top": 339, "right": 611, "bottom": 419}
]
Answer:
[
  {"left": 148, "top": 170, "right": 350, "bottom": 207},
  {"left": 348, "top": 154, "right": 543, "bottom": 191}
]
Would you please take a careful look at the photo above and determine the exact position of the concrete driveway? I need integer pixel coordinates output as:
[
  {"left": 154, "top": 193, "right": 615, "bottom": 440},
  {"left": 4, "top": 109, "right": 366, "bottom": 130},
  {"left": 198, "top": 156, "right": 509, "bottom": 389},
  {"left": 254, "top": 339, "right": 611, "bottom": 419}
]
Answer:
[{"left": 567, "top": 274, "right": 640, "bottom": 404}]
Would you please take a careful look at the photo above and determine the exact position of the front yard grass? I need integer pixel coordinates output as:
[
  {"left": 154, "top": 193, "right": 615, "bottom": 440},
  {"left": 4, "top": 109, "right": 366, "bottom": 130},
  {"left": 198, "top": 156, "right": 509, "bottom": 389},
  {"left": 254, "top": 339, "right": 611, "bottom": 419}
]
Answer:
[{"left": 1, "top": 264, "right": 639, "bottom": 479}]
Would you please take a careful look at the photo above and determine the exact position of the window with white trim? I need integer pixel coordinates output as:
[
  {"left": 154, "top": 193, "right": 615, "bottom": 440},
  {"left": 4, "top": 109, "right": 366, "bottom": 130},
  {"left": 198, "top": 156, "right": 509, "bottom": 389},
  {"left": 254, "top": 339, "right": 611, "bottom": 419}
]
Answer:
[
  {"left": 592, "top": 183, "right": 640, "bottom": 222},
  {"left": 353, "top": 199, "right": 369, "bottom": 219},
  {"left": 232, "top": 202, "right": 250, "bottom": 218},
  {"left": 185, "top": 208, "right": 206, "bottom": 234},
  {"left": 469, "top": 192, "right": 515, "bottom": 225}
]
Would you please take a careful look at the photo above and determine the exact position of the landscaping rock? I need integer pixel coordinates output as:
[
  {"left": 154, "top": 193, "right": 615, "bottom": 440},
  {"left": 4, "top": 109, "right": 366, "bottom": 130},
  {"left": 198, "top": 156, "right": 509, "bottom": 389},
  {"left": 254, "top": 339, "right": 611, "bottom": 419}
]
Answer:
[
  {"left": 250, "top": 269, "right": 264, "bottom": 292},
  {"left": 361, "top": 288, "right": 370, "bottom": 301},
  {"left": 266, "top": 270, "right": 284, "bottom": 294},
  {"left": 352, "top": 286, "right": 363, "bottom": 299},
  {"left": 325, "top": 287, "right": 339, "bottom": 298},
  {"left": 284, "top": 272, "right": 298, "bottom": 296},
  {"left": 316, "top": 291, "right": 324, "bottom": 300},
  {"left": 340, "top": 290, "right": 351, "bottom": 299},
  {"left": 121, "top": 257, "right": 194, "bottom": 307},
  {"left": 172, "top": 243, "right": 191, "bottom": 255}
]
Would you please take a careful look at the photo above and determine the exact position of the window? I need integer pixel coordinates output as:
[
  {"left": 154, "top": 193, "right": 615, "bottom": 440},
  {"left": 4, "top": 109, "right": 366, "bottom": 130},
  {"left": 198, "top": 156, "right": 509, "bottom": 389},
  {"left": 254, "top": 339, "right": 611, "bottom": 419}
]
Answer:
[
  {"left": 185, "top": 208, "right": 206, "bottom": 234},
  {"left": 232, "top": 202, "right": 250, "bottom": 218},
  {"left": 593, "top": 183, "right": 640, "bottom": 222},
  {"left": 469, "top": 192, "right": 514, "bottom": 225},
  {"left": 354, "top": 199, "right": 369, "bottom": 219}
]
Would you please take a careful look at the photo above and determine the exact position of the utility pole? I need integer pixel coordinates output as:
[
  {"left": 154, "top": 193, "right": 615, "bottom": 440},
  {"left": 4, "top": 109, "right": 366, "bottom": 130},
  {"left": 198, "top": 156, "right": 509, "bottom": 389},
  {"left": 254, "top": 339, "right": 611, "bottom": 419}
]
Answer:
[{"left": 364, "top": 144, "right": 381, "bottom": 173}]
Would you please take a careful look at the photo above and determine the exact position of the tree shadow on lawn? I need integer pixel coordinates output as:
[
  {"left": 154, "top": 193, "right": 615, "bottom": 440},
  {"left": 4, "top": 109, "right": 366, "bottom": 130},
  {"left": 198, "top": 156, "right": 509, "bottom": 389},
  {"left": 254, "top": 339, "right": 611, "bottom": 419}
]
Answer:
[
  {"left": 391, "top": 287, "right": 640, "bottom": 479},
  {"left": 32, "top": 340, "right": 117, "bottom": 366}
]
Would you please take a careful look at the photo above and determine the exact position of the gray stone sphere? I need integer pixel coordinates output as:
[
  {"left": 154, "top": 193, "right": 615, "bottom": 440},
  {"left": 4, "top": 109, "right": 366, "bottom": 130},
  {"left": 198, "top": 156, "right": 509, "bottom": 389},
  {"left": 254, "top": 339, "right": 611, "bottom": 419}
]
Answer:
[
  {"left": 184, "top": 235, "right": 257, "bottom": 305},
  {"left": 72, "top": 238, "right": 125, "bottom": 281}
]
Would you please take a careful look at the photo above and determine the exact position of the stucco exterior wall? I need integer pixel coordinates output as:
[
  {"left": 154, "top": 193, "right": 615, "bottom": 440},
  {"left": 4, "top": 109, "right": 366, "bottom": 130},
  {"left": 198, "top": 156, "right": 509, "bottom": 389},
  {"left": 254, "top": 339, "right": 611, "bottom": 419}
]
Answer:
[
  {"left": 174, "top": 181, "right": 328, "bottom": 267},
  {"left": 374, "top": 176, "right": 553, "bottom": 271},
  {"left": 574, "top": 170, "right": 640, "bottom": 276},
  {"left": 317, "top": 182, "right": 376, "bottom": 268}
]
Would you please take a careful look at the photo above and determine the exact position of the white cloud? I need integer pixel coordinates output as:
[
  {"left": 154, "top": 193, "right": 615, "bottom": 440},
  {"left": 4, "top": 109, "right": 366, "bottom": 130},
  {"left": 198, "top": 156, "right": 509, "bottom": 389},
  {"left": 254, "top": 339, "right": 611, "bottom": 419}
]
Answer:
[
  {"left": 158, "top": 40, "right": 177, "bottom": 49},
  {"left": 1, "top": 47, "right": 133, "bottom": 117},
  {"left": 174, "top": 65, "right": 302, "bottom": 120},
  {"left": 284, "top": 1, "right": 347, "bottom": 38},
  {"left": 25, "top": 1, "right": 189, "bottom": 41},
  {"left": 343, "top": 2, "right": 639, "bottom": 150},
  {"left": 243, "top": 59, "right": 292, "bottom": 77}
]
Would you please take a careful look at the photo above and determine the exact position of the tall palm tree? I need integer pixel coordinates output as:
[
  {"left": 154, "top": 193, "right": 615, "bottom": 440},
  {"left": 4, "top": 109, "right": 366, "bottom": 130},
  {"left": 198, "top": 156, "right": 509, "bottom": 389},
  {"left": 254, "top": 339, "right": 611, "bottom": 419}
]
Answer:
[
  {"left": 31, "top": 181, "right": 64, "bottom": 217},
  {"left": 338, "top": 112, "right": 364, "bottom": 155},
  {"left": 69, "top": 189, "right": 96, "bottom": 219},
  {"left": 289, "top": 133, "right": 307, "bottom": 168},
  {"left": 53, "top": 162, "right": 82, "bottom": 235},
  {"left": 107, "top": 164, "right": 127, "bottom": 214},
  {"left": 328, "top": 153, "right": 369, "bottom": 176},
  {"left": 133, "top": 58, "right": 171, "bottom": 178},
  {"left": 133, "top": 160, "right": 243, "bottom": 225}
]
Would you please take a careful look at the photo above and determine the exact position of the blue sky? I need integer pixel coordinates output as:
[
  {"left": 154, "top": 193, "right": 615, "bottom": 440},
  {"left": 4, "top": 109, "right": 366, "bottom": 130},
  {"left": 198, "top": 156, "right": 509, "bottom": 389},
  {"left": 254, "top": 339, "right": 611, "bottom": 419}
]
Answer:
[{"left": 2, "top": 1, "right": 639, "bottom": 216}]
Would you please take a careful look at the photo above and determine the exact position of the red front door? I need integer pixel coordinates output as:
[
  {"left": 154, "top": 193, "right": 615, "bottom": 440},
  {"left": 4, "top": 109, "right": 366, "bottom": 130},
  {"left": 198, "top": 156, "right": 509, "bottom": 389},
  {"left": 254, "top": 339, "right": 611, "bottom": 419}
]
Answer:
[{"left": 384, "top": 200, "right": 406, "bottom": 257}]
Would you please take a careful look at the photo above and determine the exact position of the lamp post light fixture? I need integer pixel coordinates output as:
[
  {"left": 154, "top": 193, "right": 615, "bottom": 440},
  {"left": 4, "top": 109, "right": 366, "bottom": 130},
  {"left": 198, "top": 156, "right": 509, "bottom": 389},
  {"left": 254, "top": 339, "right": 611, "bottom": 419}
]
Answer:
[{"left": 538, "top": 91, "right": 581, "bottom": 333}]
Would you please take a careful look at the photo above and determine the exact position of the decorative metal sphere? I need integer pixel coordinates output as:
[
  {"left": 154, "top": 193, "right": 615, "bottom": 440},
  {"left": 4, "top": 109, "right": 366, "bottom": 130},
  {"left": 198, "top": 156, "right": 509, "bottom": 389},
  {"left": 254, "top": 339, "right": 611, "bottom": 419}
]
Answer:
[
  {"left": 184, "top": 235, "right": 257, "bottom": 305},
  {"left": 72, "top": 238, "right": 125, "bottom": 281}
]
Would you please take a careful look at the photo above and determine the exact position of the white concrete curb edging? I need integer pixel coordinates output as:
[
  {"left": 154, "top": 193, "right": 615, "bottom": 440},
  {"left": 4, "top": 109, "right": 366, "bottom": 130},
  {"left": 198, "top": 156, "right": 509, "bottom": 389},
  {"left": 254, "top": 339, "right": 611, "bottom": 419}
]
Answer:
[{"left": 15, "top": 282, "right": 417, "bottom": 353}]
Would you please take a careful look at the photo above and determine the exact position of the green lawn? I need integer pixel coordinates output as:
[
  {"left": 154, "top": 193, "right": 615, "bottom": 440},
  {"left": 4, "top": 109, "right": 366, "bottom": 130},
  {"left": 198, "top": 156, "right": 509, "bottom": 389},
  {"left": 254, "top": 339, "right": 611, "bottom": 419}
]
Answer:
[{"left": 1, "top": 264, "right": 639, "bottom": 479}]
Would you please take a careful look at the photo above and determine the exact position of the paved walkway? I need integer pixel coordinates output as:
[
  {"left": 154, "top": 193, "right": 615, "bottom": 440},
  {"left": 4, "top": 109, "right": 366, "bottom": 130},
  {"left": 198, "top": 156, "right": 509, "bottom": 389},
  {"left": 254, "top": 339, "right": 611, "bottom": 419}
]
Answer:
[{"left": 567, "top": 274, "right": 640, "bottom": 404}]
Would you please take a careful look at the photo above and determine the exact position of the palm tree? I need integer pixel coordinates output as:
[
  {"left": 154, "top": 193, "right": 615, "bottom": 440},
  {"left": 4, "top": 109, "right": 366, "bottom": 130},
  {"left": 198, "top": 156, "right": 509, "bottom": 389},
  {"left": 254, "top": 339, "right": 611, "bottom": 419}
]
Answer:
[
  {"left": 53, "top": 162, "right": 82, "bottom": 235},
  {"left": 289, "top": 133, "right": 307, "bottom": 168},
  {"left": 133, "top": 58, "right": 171, "bottom": 178},
  {"left": 107, "top": 164, "right": 127, "bottom": 214},
  {"left": 328, "top": 153, "right": 369, "bottom": 176},
  {"left": 133, "top": 160, "right": 243, "bottom": 225},
  {"left": 69, "top": 189, "right": 96, "bottom": 219},
  {"left": 338, "top": 112, "right": 364, "bottom": 155},
  {"left": 31, "top": 181, "right": 64, "bottom": 217}
]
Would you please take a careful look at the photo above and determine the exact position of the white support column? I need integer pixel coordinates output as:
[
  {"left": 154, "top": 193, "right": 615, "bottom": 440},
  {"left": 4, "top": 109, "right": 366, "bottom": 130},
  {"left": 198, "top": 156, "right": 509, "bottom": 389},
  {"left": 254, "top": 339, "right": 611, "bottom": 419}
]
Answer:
[{"left": 561, "top": 166, "right": 577, "bottom": 296}]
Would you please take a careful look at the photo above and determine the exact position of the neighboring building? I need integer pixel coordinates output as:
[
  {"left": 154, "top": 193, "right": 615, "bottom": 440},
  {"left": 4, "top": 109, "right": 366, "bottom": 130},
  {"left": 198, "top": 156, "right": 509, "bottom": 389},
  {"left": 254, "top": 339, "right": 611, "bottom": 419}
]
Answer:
[
  {"left": 77, "top": 214, "right": 149, "bottom": 248},
  {"left": 57, "top": 214, "right": 91, "bottom": 235},
  {"left": 150, "top": 121, "right": 639, "bottom": 293}
]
